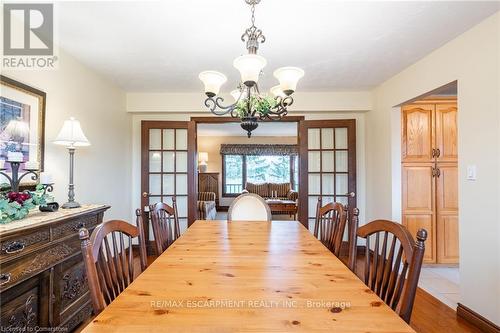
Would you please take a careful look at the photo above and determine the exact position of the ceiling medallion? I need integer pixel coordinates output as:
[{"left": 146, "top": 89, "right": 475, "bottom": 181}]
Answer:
[{"left": 199, "top": 0, "right": 304, "bottom": 138}]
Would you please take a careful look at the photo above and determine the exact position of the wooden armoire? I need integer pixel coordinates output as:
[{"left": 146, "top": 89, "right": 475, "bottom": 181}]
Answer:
[{"left": 401, "top": 98, "right": 458, "bottom": 264}]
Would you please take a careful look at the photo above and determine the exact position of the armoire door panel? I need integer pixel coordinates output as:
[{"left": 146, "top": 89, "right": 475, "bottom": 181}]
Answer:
[
  {"left": 437, "top": 215, "right": 459, "bottom": 263},
  {"left": 436, "top": 163, "right": 459, "bottom": 263},
  {"left": 403, "top": 214, "right": 436, "bottom": 263},
  {"left": 402, "top": 104, "right": 434, "bottom": 162},
  {"left": 402, "top": 163, "right": 435, "bottom": 213},
  {"left": 435, "top": 103, "right": 458, "bottom": 163}
]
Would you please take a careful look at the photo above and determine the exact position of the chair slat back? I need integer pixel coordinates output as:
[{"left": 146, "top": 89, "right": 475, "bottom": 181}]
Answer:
[
  {"left": 313, "top": 198, "right": 347, "bottom": 256},
  {"left": 356, "top": 220, "right": 427, "bottom": 323},
  {"left": 149, "top": 199, "right": 180, "bottom": 254},
  {"left": 79, "top": 209, "right": 147, "bottom": 314}
]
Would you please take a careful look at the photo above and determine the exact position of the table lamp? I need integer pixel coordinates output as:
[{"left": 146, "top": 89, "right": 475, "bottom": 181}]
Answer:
[
  {"left": 199, "top": 152, "right": 208, "bottom": 173},
  {"left": 54, "top": 117, "right": 90, "bottom": 208}
]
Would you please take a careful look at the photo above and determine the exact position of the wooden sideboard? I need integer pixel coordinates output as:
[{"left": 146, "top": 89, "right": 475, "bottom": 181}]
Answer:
[{"left": 0, "top": 204, "right": 109, "bottom": 332}]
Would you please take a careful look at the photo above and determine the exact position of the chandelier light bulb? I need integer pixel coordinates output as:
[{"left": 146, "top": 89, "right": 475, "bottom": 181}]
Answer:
[
  {"left": 230, "top": 89, "right": 242, "bottom": 101},
  {"left": 270, "top": 85, "right": 286, "bottom": 98},
  {"left": 233, "top": 54, "right": 267, "bottom": 86},
  {"left": 199, "top": 71, "right": 227, "bottom": 97},
  {"left": 273, "top": 67, "right": 305, "bottom": 95}
]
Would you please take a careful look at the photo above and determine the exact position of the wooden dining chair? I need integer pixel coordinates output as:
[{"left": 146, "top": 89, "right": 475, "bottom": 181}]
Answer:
[
  {"left": 149, "top": 198, "right": 180, "bottom": 255},
  {"left": 313, "top": 197, "right": 348, "bottom": 256},
  {"left": 79, "top": 209, "right": 147, "bottom": 314},
  {"left": 355, "top": 220, "right": 427, "bottom": 323},
  {"left": 227, "top": 193, "right": 271, "bottom": 221}
]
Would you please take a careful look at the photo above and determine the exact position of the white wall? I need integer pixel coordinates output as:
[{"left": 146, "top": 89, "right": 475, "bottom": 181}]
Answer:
[
  {"left": 366, "top": 12, "right": 500, "bottom": 324},
  {"left": 2, "top": 50, "right": 132, "bottom": 220}
]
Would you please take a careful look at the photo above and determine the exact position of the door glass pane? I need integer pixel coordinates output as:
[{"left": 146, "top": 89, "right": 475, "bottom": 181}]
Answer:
[
  {"left": 176, "top": 196, "right": 188, "bottom": 217},
  {"left": 336, "top": 196, "right": 348, "bottom": 205},
  {"left": 149, "top": 174, "right": 161, "bottom": 195},
  {"left": 176, "top": 174, "right": 187, "bottom": 195},
  {"left": 308, "top": 151, "right": 320, "bottom": 172},
  {"left": 163, "top": 129, "right": 175, "bottom": 150},
  {"left": 308, "top": 174, "right": 320, "bottom": 194},
  {"left": 322, "top": 174, "right": 334, "bottom": 195},
  {"left": 176, "top": 152, "right": 187, "bottom": 172},
  {"left": 149, "top": 196, "right": 161, "bottom": 206},
  {"left": 322, "top": 196, "right": 335, "bottom": 205},
  {"left": 335, "top": 174, "right": 348, "bottom": 194},
  {"left": 176, "top": 129, "right": 188, "bottom": 150},
  {"left": 149, "top": 129, "right": 161, "bottom": 150},
  {"left": 321, "top": 128, "right": 334, "bottom": 149},
  {"left": 149, "top": 152, "right": 161, "bottom": 172},
  {"left": 163, "top": 152, "right": 175, "bottom": 172},
  {"left": 335, "top": 128, "right": 348, "bottom": 149},
  {"left": 321, "top": 151, "right": 334, "bottom": 172},
  {"left": 163, "top": 174, "right": 175, "bottom": 195},
  {"left": 308, "top": 196, "right": 319, "bottom": 218},
  {"left": 308, "top": 129, "right": 320, "bottom": 149},
  {"left": 335, "top": 151, "right": 348, "bottom": 172}
]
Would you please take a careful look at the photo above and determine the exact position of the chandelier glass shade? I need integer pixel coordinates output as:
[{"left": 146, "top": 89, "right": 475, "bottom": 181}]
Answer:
[{"left": 199, "top": 0, "right": 304, "bottom": 137}]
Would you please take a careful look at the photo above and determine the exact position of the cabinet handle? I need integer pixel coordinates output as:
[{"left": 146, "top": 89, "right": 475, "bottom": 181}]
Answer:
[
  {"left": 431, "top": 149, "right": 436, "bottom": 158},
  {"left": 4, "top": 241, "right": 25, "bottom": 254},
  {"left": 436, "top": 168, "right": 441, "bottom": 177},
  {"left": 0, "top": 273, "right": 11, "bottom": 286},
  {"left": 436, "top": 148, "right": 441, "bottom": 158},
  {"left": 431, "top": 167, "right": 436, "bottom": 177}
]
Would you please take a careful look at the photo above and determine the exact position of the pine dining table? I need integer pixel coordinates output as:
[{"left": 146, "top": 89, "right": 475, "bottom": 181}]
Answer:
[{"left": 81, "top": 220, "right": 415, "bottom": 332}]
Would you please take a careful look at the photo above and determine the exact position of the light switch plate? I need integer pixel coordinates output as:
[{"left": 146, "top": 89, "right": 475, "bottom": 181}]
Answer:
[{"left": 466, "top": 165, "right": 477, "bottom": 180}]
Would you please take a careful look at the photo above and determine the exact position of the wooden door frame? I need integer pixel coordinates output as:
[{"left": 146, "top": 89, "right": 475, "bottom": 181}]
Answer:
[
  {"left": 189, "top": 116, "right": 305, "bottom": 225},
  {"left": 298, "top": 119, "right": 357, "bottom": 228}
]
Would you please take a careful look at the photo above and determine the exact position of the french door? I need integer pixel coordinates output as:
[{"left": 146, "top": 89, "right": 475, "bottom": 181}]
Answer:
[
  {"left": 298, "top": 120, "right": 356, "bottom": 231},
  {"left": 141, "top": 121, "right": 196, "bottom": 250}
]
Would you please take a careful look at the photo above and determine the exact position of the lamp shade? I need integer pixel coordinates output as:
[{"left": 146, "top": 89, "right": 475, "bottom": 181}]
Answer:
[
  {"left": 5, "top": 119, "right": 29, "bottom": 142},
  {"left": 270, "top": 85, "right": 286, "bottom": 98},
  {"left": 199, "top": 71, "right": 227, "bottom": 97},
  {"left": 199, "top": 152, "right": 208, "bottom": 163},
  {"left": 233, "top": 54, "right": 267, "bottom": 85},
  {"left": 273, "top": 67, "right": 305, "bottom": 95},
  {"left": 230, "top": 89, "right": 242, "bottom": 101},
  {"left": 54, "top": 117, "right": 90, "bottom": 147}
]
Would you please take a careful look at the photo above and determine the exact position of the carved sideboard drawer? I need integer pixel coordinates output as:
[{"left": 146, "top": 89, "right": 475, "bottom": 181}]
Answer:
[
  {"left": 0, "top": 239, "right": 80, "bottom": 292},
  {"left": 0, "top": 227, "right": 50, "bottom": 261},
  {"left": 51, "top": 214, "right": 100, "bottom": 240}
]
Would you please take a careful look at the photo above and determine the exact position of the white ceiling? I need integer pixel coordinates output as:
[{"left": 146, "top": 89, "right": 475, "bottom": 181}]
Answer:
[
  {"left": 57, "top": 1, "right": 499, "bottom": 92},
  {"left": 198, "top": 122, "right": 297, "bottom": 137}
]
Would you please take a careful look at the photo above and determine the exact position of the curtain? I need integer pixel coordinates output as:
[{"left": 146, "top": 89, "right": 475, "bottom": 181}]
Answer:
[{"left": 220, "top": 144, "right": 298, "bottom": 156}]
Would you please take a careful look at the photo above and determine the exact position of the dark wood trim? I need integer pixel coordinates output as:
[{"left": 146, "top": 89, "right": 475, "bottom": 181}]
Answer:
[
  {"left": 457, "top": 303, "right": 500, "bottom": 333},
  {"left": 217, "top": 206, "right": 229, "bottom": 212},
  {"left": 187, "top": 120, "right": 197, "bottom": 226},
  {"left": 191, "top": 116, "right": 305, "bottom": 123}
]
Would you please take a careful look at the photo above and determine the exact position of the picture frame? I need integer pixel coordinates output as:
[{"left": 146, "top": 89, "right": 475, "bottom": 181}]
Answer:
[{"left": 0, "top": 75, "right": 46, "bottom": 189}]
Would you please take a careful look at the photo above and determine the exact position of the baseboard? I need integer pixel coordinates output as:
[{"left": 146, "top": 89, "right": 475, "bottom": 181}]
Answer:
[{"left": 457, "top": 303, "right": 500, "bottom": 333}]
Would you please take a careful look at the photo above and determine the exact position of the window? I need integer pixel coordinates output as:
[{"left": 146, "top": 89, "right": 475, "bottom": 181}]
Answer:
[{"left": 222, "top": 154, "right": 298, "bottom": 196}]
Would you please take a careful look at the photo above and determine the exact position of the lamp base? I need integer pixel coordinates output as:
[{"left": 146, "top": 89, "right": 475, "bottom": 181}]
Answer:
[
  {"left": 62, "top": 201, "right": 81, "bottom": 209},
  {"left": 199, "top": 164, "right": 208, "bottom": 173}
]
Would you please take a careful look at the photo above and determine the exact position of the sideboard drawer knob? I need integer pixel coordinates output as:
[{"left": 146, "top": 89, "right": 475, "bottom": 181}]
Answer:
[
  {"left": 5, "top": 241, "right": 25, "bottom": 254},
  {"left": 0, "top": 273, "right": 11, "bottom": 286}
]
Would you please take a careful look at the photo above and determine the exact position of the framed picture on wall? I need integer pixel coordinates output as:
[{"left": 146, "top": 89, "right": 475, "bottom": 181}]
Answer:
[{"left": 0, "top": 75, "right": 46, "bottom": 188}]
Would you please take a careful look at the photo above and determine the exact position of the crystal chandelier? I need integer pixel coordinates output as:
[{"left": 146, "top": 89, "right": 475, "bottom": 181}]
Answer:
[{"left": 199, "top": 0, "right": 304, "bottom": 138}]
